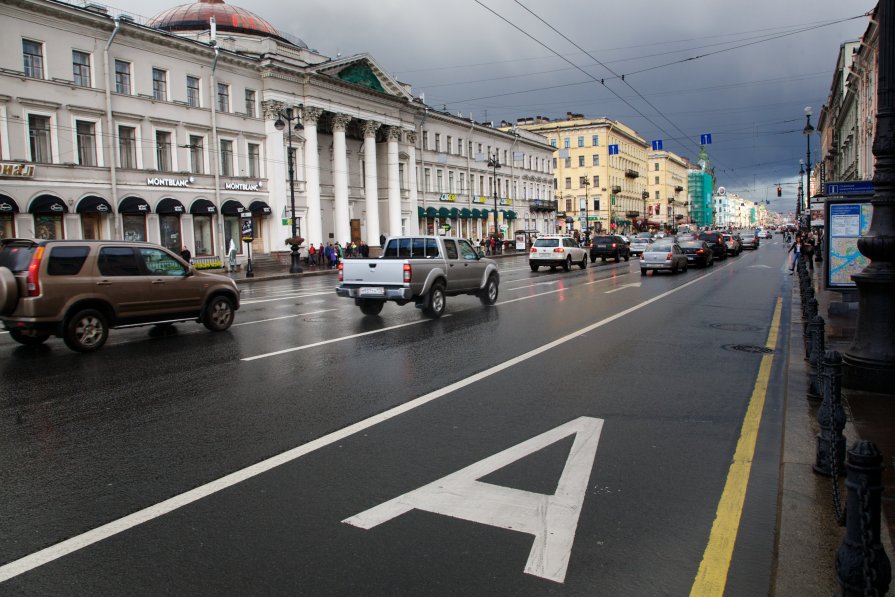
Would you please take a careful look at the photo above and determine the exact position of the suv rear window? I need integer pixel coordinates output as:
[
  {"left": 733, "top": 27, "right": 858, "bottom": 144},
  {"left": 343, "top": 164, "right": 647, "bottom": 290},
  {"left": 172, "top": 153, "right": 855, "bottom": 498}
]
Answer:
[
  {"left": 699, "top": 233, "right": 721, "bottom": 243},
  {"left": 47, "top": 246, "right": 90, "bottom": 275},
  {"left": 592, "top": 236, "right": 614, "bottom": 243},
  {"left": 533, "top": 238, "right": 559, "bottom": 248},
  {"left": 0, "top": 242, "right": 37, "bottom": 272}
]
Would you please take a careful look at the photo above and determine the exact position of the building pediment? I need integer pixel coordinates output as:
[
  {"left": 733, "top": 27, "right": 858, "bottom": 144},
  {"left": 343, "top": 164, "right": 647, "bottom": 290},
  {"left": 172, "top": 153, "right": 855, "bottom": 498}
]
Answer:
[{"left": 311, "top": 54, "right": 411, "bottom": 100}]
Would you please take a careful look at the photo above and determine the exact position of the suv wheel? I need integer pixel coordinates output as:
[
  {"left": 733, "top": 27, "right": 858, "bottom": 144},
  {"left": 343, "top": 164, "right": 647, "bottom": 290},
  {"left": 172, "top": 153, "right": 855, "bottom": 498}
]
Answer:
[
  {"left": 9, "top": 329, "right": 50, "bottom": 346},
  {"left": 423, "top": 281, "right": 446, "bottom": 318},
  {"left": 563, "top": 256, "right": 571, "bottom": 271},
  {"left": 579, "top": 254, "right": 588, "bottom": 269},
  {"left": 615, "top": 252, "right": 621, "bottom": 263},
  {"left": 530, "top": 263, "right": 539, "bottom": 272},
  {"left": 479, "top": 274, "right": 499, "bottom": 305},
  {"left": 203, "top": 296, "right": 235, "bottom": 331},
  {"left": 624, "top": 252, "right": 630, "bottom": 262},
  {"left": 64, "top": 309, "right": 109, "bottom": 352}
]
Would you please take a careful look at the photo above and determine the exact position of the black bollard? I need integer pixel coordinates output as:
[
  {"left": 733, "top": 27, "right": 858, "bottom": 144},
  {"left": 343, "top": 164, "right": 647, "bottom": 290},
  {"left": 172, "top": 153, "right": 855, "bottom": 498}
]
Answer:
[
  {"left": 835, "top": 440, "right": 892, "bottom": 596},
  {"left": 814, "top": 353, "right": 846, "bottom": 471},
  {"left": 804, "top": 297, "right": 819, "bottom": 352},
  {"left": 807, "top": 315, "right": 825, "bottom": 398}
]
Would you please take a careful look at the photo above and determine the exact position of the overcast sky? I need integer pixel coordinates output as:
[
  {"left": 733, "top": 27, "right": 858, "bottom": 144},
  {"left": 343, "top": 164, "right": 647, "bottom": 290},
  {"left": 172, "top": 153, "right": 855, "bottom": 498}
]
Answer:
[{"left": 114, "top": 0, "right": 874, "bottom": 215}]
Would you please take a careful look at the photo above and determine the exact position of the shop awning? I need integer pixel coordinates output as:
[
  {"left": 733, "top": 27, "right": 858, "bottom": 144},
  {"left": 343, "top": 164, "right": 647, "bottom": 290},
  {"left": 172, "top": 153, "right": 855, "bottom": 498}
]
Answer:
[
  {"left": 480, "top": 209, "right": 490, "bottom": 219},
  {"left": 249, "top": 200, "right": 272, "bottom": 215},
  {"left": 190, "top": 198, "right": 217, "bottom": 214},
  {"left": 417, "top": 206, "right": 425, "bottom": 217},
  {"left": 156, "top": 198, "right": 185, "bottom": 214},
  {"left": 449, "top": 207, "right": 459, "bottom": 219},
  {"left": 76, "top": 196, "right": 113, "bottom": 214},
  {"left": 221, "top": 200, "right": 245, "bottom": 215},
  {"left": 0, "top": 195, "right": 20, "bottom": 214},
  {"left": 119, "top": 196, "right": 151, "bottom": 214},
  {"left": 28, "top": 195, "right": 68, "bottom": 214},
  {"left": 470, "top": 208, "right": 481, "bottom": 218},
  {"left": 437, "top": 207, "right": 450, "bottom": 218},
  {"left": 504, "top": 210, "right": 517, "bottom": 220},
  {"left": 425, "top": 207, "right": 437, "bottom": 218},
  {"left": 459, "top": 208, "right": 472, "bottom": 219}
]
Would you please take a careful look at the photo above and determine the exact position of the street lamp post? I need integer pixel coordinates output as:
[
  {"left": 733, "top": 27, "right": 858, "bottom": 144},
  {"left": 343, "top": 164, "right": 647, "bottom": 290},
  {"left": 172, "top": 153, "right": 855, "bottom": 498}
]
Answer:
[
  {"left": 798, "top": 160, "right": 805, "bottom": 227},
  {"left": 581, "top": 177, "right": 590, "bottom": 245},
  {"left": 488, "top": 152, "right": 501, "bottom": 252},
  {"left": 274, "top": 107, "right": 304, "bottom": 273},
  {"left": 803, "top": 106, "right": 814, "bottom": 230}
]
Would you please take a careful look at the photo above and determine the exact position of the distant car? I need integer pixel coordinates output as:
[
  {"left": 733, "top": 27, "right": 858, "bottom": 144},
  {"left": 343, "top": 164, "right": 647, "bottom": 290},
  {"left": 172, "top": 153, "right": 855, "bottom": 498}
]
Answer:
[
  {"left": 679, "top": 240, "right": 714, "bottom": 267},
  {"left": 529, "top": 235, "right": 588, "bottom": 271},
  {"left": 640, "top": 240, "right": 688, "bottom": 275},
  {"left": 722, "top": 233, "right": 742, "bottom": 256},
  {"left": 618, "top": 235, "right": 630, "bottom": 246},
  {"left": 757, "top": 229, "right": 771, "bottom": 239},
  {"left": 589, "top": 235, "right": 630, "bottom": 263},
  {"left": 697, "top": 231, "right": 728, "bottom": 261},
  {"left": 629, "top": 237, "right": 653, "bottom": 256},
  {"left": 739, "top": 232, "right": 759, "bottom": 250},
  {"left": 675, "top": 233, "right": 698, "bottom": 243}
]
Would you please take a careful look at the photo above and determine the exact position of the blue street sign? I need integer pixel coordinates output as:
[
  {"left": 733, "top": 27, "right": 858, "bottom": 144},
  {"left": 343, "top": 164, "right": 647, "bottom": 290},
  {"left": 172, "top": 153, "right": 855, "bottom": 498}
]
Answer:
[
  {"left": 825, "top": 180, "right": 874, "bottom": 196},
  {"left": 651, "top": 140, "right": 663, "bottom": 151},
  {"left": 700, "top": 133, "right": 712, "bottom": 145},
  {"left": 608, "top": 144, "right": 619, "bottom": 155}
]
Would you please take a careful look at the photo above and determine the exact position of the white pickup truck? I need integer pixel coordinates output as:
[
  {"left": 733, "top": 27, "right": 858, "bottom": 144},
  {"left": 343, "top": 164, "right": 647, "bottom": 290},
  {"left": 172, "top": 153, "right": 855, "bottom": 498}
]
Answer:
[{"left": 335, "top": 235, "right": 500, "bottom": 317}]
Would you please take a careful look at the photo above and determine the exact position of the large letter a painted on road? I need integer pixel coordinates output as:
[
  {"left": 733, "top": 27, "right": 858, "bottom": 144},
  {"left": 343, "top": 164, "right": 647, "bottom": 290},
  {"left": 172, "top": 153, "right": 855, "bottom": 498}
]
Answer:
[{"left": 342, "top": 417, "right": 603, "bottom": 583}]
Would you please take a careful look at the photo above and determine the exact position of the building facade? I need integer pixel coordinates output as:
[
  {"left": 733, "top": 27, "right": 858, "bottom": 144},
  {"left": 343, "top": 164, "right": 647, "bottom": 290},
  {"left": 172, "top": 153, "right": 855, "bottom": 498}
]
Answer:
[
  {"left": 646, "top": 150, "right": 689, "bottom": 229},
  {"left": 0, "top": 0, "right": 554, "bottom": 259},
  {"left": 816, "top": 40, "right": 862, "bottom": 185}
]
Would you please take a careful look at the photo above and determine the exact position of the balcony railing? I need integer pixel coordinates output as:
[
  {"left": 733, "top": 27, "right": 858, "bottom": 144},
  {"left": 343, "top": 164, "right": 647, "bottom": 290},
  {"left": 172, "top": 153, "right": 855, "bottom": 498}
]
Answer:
[
  {"left": 625, "top": 169, "right": 639, "bottom": 178},
  {"left": 530, "top": 199, "right": 558, "bottom": 212},
  {"left": 611, "top": 185, "right": 622, "bottom": 193}
]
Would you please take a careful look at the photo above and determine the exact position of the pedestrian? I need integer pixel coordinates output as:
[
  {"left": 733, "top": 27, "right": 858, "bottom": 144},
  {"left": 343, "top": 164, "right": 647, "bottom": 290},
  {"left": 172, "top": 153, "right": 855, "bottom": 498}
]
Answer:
[
  {"left": 228, "top": 237, "right": 238, "bottom": 272},
  {"left": 379, "top": 233, "right": 386, "bottom": 248},
  {"left": 180, "top": 245, "right": 192, "bottom": 264},
  {"left": 360, "top": 241, "right": 369, "bottom": 258},
  {"left": 308, "top": 243, "right": 316, "bottom": 266},
  {"left": 802, "top": 233, "right": 815, "bottom": 271},
  {"left": 317, "top": 243, "right": 324, "bottom": 267},
  {"left": 788, "top": 235, "right": 802, "bottom": 273}
]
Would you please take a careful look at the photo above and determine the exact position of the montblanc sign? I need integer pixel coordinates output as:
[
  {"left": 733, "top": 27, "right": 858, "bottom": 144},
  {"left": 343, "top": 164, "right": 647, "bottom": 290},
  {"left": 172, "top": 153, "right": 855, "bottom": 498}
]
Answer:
[
  {"left": 147, "top": 176, "right": 193, "bottom": 187},
  {"left": 224, "top": 181, "right": 263, "bottom": 191}
]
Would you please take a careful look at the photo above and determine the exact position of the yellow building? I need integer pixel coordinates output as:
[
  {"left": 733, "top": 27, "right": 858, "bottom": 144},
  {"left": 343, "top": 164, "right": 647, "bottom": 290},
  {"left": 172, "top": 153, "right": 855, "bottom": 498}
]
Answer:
[
  {"left": 646, "top": 151, "right": 690, "bottom": 229},
  {"left": 510, "top": 114, "right": 649, "bottom": 235}
]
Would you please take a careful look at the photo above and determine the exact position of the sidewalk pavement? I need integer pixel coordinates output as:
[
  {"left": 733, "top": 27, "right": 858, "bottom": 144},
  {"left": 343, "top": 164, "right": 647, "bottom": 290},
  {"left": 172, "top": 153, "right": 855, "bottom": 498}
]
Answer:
[
  {"left": 775, "top": 257, "right": 894, "bottom": 595},
  {"left": 219, "top": 250, "right": 894, "bottom": 593}
]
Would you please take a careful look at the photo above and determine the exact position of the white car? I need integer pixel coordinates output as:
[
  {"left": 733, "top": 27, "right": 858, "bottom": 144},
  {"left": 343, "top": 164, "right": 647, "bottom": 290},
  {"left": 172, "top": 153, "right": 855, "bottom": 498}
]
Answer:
[
  {"left": 756, "top": 229, "right": 771, "bottom": 239},
  {"left": 629, "top": 237, "right": 653, "bottom": 256},
  {"left": 529, "top": 235, "right": 588, "bottom": 272}
]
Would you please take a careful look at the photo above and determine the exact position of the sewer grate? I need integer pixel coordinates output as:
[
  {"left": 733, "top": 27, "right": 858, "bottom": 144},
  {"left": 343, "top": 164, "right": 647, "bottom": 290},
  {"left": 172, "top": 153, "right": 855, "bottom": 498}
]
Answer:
[
  {"left": 710, "top": 323, "right": 763, "bottom": 332},
  {"left": 724, "top": 344, "right": 774, "bottom": 354}
]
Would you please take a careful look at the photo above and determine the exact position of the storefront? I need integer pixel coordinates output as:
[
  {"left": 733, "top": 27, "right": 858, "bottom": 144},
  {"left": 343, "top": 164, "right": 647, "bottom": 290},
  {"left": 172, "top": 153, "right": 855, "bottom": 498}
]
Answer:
[
  {"left": 0, "top": 195, "right": 17, "bottom": 239},
  {"left": 248, "top": 200, "right": 271, "bottom": 254},
  {"left": 120, "top": 196, "right": 150, "bottom": 242},
  {"left": 156, "top": 198, "right": 186, "bottom": 253},
  {"left": 190, "top": 198, "right": 217, "bottom": 257},
  {"left": 76, "top": 196, "right": 113, "bottom": 240},
  {"left": 29, "top": 195, "right": 68, "bottom": 239},
  {"left": 222, "top": 199, "right": 246, "bottom": 255}
]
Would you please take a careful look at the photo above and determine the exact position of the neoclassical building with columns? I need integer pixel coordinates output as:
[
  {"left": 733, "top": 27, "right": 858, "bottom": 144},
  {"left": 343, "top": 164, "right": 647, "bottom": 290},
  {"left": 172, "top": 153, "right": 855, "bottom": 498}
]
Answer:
[{"left": 0, "top": 0, "right": 554, "bottom": 260}]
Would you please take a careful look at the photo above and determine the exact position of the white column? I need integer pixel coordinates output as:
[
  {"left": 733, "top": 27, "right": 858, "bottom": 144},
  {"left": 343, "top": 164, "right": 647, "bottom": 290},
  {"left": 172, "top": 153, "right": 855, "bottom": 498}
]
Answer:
[
  {"left": 262, "top": 101, "right": 290, "bottom": 246},
  {"left": 386, "top": 126, "right": 402, "bottom": 236},
  {"left": 362, "top": 120, "right": 381, "bottom": 245},
  {"left": 406, "top": 131, "right": 420, "bottom": 234},
  {"left": 302, "top": 107, "right": 323, "bottom": 246},
  {"left": 332, "top": 113, "right": 352, "bottom": 244}
]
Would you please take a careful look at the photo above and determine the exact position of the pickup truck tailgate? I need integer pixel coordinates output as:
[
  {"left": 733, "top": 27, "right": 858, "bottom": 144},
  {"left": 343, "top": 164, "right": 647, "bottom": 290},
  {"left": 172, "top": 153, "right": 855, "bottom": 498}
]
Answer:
[{"left": 340, "top": 259, "right": 407, "bottom": 286}]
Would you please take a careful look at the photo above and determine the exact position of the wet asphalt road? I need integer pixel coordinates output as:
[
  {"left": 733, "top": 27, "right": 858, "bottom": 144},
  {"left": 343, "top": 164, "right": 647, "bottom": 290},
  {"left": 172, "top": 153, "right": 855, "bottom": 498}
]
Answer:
[{"left": 1, "top": 238, "right": 793, "bottom": 595}]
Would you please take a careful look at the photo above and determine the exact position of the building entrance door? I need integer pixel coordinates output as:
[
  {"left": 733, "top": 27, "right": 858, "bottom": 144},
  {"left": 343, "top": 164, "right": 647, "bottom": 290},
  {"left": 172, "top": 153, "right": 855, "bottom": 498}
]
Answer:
[{"left": 350, "top": 218, "right": 361, "bottom": 244}]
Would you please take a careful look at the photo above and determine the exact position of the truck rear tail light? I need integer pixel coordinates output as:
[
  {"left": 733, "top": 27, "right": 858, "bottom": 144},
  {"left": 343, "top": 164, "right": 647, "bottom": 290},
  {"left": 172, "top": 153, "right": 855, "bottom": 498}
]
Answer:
[
  {"left": 26, "top": 246, "right": 44, "bottom": 297},
  {"left": 666, "top": 252, "right": 673, "bottom": 260},
  {"left": 403, "top": 263, "right": 412, "bottom": 283},
  {"left": 338, "top": 262, "right": 343, "bottom": 282}
]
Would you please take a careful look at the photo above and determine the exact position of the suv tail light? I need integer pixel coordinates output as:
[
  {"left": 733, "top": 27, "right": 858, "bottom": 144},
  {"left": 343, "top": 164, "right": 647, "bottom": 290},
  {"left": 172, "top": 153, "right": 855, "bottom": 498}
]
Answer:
[
  {"left": 553, "top": 247, "right": 565, "bottom": 253},
  {"left": 611, "top": 243, "right": 617, "bottom": 248},
  {"left": 338, "top": 262, "right": 343, "bottom": 282},
  {"left": 403, "top": 263, "right": 412, "bottom": 283},
  {"left": 696, "top": 249, "right": 704, "bottom": 254},
  {"left": 666, "top": 252, "right": 673, "bottom": 260},
  {"left": 529, "top": 247, "right": 537, "bottom": 253},
  {"left": 26, "top": 246, "right": 44, "bottom": 297}
]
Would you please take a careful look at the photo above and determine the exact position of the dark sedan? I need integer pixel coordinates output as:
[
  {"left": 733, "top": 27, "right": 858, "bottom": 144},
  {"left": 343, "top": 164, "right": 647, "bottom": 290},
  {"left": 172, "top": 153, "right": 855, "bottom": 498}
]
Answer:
[{"left": 679, "top": 240, "right": 715, "bottom": 267}]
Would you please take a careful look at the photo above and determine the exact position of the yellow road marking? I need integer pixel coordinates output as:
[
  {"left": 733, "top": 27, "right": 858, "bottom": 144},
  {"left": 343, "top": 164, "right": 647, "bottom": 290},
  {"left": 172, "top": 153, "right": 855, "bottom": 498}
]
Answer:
[{"left": 690, "top": 296, "right": 783, "bottom": 596}]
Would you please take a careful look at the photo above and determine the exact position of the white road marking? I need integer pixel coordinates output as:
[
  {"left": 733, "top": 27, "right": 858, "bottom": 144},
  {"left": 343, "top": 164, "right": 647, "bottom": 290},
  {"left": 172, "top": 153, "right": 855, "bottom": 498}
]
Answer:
[
  {"left": 240, "top": 316, "right": 450, "bottom": 361},
  {"left": 747, "top": 264, "right": 773, "bottom": 269},
  {"left": 343, "top": 417, "right": 603, "bottom": 584},
  {"left": 241, "top": 290, "right": 333, "bottom": 305},
  {"left": 0, "top": 263, "right": 722, "bottom": 584},
  {"left": 496, "top": 273, "right": 626, "bottom": 305},
  {"left": 504, "top": 280, "right": 559, "bottom": 289},
  {"left": 604, "top": 282, "right": 642, "bottom": 294},
  {"left": 231, "top": 309, "right": 336, "bottom": 327}
]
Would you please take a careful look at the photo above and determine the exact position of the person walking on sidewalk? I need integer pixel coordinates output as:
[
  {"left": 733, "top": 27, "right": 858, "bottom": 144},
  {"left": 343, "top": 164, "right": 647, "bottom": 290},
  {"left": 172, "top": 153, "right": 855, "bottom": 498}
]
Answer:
[
  {"left": 802, "top": 233, "right": 816, "bottom": 271},
  {"left": 788, "top": 235, "right": 802, "bottom": 273}
]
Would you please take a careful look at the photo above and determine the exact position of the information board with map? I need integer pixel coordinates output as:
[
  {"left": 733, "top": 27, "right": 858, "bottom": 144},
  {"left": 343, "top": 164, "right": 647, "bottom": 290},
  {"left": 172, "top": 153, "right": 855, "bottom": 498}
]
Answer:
[{"left": 827, "top": 202, "right": 873, "bottom": 287}]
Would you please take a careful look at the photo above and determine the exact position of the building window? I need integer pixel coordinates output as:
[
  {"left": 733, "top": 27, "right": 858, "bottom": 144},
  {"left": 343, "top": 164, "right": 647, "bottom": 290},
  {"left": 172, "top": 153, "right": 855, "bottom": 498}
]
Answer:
[
  {"left": 248, "top": 143, "right": 260, "bottom": 178},
  {"left": 118, "top": 126, "right": 136, "bottom": 169},
  {"left": 76, "top": 121, "right": 96, "bottom": 166},
  {"left": 655, "top": 191, "right": 660, "bottom": 200},
  {"left": 578, "top": 155, "right": 585, "bottom": 167},
  {"left": 564, "top": 177, "right": 571, "bottom": 190},
  {"left": 189, "top": 135, "right": 204, "bottom": 174},
  {"left": 457, "top": 137, "right": 463, "bottom": 156},
  {"left": 552, "top": 157, "right": 557, "bottom": 168},
  {"left": 28, "top": 115, "right": 52, "bottom": 163},
  {"left": 592, "top": 154, "right": 599, "bottom": 166},
  {"left": 398, "top": 163, "right": 406, "bottom": 190},
  {"left": 436, "top": 170, "right": 443, "bottom": 192},
  {"left": 593, "top": 175, "right": 599, "bottom": 187},
  {"left": 187, "top": 76, "right": 200, "bottom": 107},
  {"left": 435, "top": 133, "right": 441, "bottom": 152},
  {"left": 446, "top": 135, "right": 452, "bottom": 154},
  {"left": 564, "top": 157, "right": 571, "bottom": 168},
  {"left": 654, "top": 176, "right": 659, "bottom": 184},
  {"left": 563, "top": 138, "right": 570, "bottom": 149},
  {"left": 579, "top": 176, "right": 587, "bottom": 186},
  {"left": 592, "top": 135, "right": 599, "bottom": 146},
  {"left": 152, "top": 68, "right": 167, "bottom": 101},
  {"left": 245, "top": 89, "right": 256, "bottom": 117},
  {"left": 23, "top": 39, "right": 44, "bottom": 79},
  {"left": 114, "top": 60, "right": 131, "bottom": 94},
  {"left": 577, "top": 136, "right": 584, "bottom": 148},
  {"left": 421, "top": 131, "right": 428, "bottom": 150},
  {"left": 424, "top": 168, "right": 431, "bottom": 192},
  {"left": 565, "top": 199, "right": 573, "bottom": 212},
  {"left": 459, "top": 172, "right": 466, "bottom": 193},
  {"left": 654, "top": 162, "right": 660, "bottom": 171},
  {"left": 217, "top": 83, "right": 230, "bottom": 112},
  {"left": 72, "top": 50, "right": 91, "bottom": 87},
  {"left": 220, "top": 139, "right": 233, "bottom": 176},
  {"left": 448, "top": 171, "right": 455, "bottom": 193},
  {"left": 156, "top": 130, "right": 172, "bottom": 171},
  {"left": 550, "top": 138, "right": 557, "bottom": 148}
]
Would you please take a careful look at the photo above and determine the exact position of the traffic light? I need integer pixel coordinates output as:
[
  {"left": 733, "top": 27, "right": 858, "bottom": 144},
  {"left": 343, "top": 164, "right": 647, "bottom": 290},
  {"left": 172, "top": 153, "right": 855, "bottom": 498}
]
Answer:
[{"left": 777, "top": 185, "right": 782, "bottom": 197}]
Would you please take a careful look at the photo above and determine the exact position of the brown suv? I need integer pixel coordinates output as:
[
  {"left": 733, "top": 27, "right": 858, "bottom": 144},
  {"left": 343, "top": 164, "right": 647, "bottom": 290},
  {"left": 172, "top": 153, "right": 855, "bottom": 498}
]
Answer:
[{"left": 0, "top": 239, "right": 240, "bottom": 352}]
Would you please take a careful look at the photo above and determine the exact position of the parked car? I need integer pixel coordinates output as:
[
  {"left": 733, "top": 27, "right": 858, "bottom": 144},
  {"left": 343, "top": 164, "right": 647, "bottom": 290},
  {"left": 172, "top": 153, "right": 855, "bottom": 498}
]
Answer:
[
  {"left": 629, "top": 237, "right": 653, "bottom": 256},
  {"left": 697, "top": 231, "right": 728, "bottom": 261},
  {"left": 0, "top": 238, "right": 240, "bottom": 352},
  {"left": 739, "top": 231, "right": 759, "bottom": 250},
  {"left": 528, "top": 235, "right": 588, "bottom": 272},
  {"left": 336, "top": 235, "right": 499, "bottom": 318},
  {"left": 679, "top": 240, "right": 715, "bottom": 267},
  {"left": 589, "top": 235, "right": 630, "bottom": 263},
  {"left": 640, "top": 240, "right": 688, "bottom": 275},
  {"left": 721, "top": 233, "right": 742, "bottom": 256}
]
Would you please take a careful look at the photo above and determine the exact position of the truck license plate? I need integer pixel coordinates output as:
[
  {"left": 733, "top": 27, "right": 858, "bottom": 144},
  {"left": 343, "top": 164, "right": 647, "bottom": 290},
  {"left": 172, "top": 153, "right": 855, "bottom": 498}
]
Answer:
[{"left": 359, "top": 287, "right": 385, "bottom": 296}]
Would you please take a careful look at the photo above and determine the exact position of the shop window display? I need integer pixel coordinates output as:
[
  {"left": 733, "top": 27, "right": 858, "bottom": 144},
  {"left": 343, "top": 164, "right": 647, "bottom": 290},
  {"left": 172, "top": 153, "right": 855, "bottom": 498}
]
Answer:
[
  {"left": 159, "top": 214, "right": 181, "bottom": 253},
  {"left": 123, "top": 215, "right": 146, "bottom": 242},
  {"left": 34, "top": 215, "right": 63, "bottom": 239},
  {"left": 193, "top": 215, "right": 214, "bottom": 256}
]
